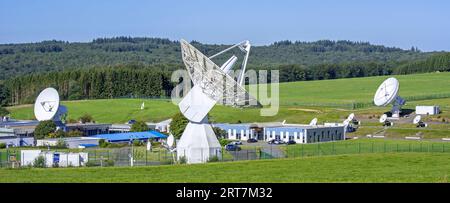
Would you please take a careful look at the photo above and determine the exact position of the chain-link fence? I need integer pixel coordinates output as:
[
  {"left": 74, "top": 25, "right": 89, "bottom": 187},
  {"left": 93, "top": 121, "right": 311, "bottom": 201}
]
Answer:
[{"left": 1, "top": 141, "right": 450, "bottom": 168}]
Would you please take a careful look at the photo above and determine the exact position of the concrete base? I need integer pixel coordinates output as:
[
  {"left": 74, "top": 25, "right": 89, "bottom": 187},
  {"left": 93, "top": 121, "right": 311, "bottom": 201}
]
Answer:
[{"left": 176, "top": 119, "right": 222, "bottom": 164}]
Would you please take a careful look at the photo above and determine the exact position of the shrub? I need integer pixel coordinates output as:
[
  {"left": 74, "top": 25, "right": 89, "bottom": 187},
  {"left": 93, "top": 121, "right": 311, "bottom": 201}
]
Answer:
[
  {"left": 178, "top": 156, "right": 187, "bottom": 164},
  {"left": 208, "top": 155, "right": 219, "bottom": 162},
  {"left": 133, "top": 140, "right": 143, "bottom": 146},
  {"left": 0, "top": 143, "right": 6, "bottom": 149},
  {"left": 55, "top": 139, "right": 67, "bottom": 149},
  {"left": 86, "top": 161, "right": 99, "bottom": 167},
  {"left": 33, "top": 156, "right": 46, "bottom": 168},
  {"left": 219, "top": 138, "right": 231, "bottom": 146},
  {"left": 169, "top": 112, "right": 189, "bottom": 139},
  {"left": 34, "top": 121, "right": 56, "bottom": 139},
  {"left": 99, "top": 139, "right": 109, "bottom": 148},
  {"left": 130, "top": 121, "right": 149, "bottom": 132},
  {"left": 105, "top": 159, "right": 115, "bottom": 167},
  {"left": 67, "top": 130, "right": 83, "bottom": 137},
  {"left": 79, "top": 114, "right": 93, "bottom": 124}
]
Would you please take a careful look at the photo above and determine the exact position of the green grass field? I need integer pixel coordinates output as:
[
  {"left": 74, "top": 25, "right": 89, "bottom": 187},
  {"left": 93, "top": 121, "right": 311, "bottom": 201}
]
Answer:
[{"left": 1, "top": 153, "right": 449, "bottom": 183}]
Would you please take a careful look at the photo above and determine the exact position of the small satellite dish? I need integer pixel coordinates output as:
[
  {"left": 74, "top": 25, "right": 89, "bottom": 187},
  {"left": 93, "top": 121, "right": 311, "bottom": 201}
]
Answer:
[
  {"left": 282, "top": 120, "right": 286, "bottom": 125},
  {"left": 413, "top": 115, "right": 421, "bottom": 124},
  {"left": 167, "top": 134, "right": 175, "bottom": 148},
  {"left": 34, "top": 88, "right": 67, "bottom": 121},
  {"left": 309, "top": 118, "right": 318, "bottom": 126},
  {"left": 347, "top": 113, "right": 355, "bottom": 121},
  {"left": 379, "top": 114, "right": 388, "bottom": 123},
  {"left": 140, "top": 102, "right": 145, "bottom": 110},
  {"left": 373, "top": 77, "right": 405, "bottom": 118}
]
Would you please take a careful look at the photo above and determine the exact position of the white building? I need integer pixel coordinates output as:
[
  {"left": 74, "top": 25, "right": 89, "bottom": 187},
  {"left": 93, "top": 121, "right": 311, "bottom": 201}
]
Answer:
[
  {"left": 416, "top": 106, "right": 440, "bottom": 115},
  {"left": 213, "top": 122, "right": 346, "bottom": 143},
  {"left": 21, "top": 150, "right": 89, "bottom": 167}
]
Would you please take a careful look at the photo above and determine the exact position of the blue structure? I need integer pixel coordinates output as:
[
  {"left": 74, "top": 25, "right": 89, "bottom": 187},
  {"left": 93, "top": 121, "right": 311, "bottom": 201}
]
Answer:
[{"left": 93, "top": 131, "right": 168, "bottom": 143}]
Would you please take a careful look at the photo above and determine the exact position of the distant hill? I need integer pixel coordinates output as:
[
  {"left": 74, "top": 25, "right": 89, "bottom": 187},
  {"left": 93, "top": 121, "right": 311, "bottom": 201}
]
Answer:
[{"left": 0, "top": 37, "right": 433, "bottom": 80}]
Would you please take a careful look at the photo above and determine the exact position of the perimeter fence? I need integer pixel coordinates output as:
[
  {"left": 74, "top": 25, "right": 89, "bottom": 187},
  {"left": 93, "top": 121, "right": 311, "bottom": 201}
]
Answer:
[{"left": 1, "top": 141, "right": 450, "bottom": 168}]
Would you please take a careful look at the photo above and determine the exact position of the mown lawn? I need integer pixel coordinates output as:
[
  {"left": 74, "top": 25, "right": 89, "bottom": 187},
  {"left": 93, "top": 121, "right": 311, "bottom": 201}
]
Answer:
[{"left": 0, "top": 153, "right": 449, "bottom": 183}]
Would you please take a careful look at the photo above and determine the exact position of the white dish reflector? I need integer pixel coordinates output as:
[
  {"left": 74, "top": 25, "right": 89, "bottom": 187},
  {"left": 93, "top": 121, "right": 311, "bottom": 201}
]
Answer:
[
  {"left": 413, "top": 115, "right": 421, "bottom": 124},
  {"left": 309, "top": 118, "right": 318, "bottom": 126},
  {"left": 379, "top": 114, "right": 388, "bottom": 123},
  {"left": 167, "top": 134, "right": 175, "bottom": 148},
  {"left": 34, "top": 88, "right": 60, "bottom": 121},
  {"left": 374, "top": 77, "right": 399, "bottom": 106}
]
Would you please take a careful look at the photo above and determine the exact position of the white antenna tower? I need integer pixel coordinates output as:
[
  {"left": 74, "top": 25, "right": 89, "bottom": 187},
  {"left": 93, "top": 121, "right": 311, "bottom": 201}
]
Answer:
[{"left": 176, "top": 39, "right": 259, "bottom": 164}]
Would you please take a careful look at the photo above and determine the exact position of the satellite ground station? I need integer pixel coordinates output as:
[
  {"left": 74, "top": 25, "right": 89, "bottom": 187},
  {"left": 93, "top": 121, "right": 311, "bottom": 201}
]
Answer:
[
  {"left": 373, "top": 77, "right": 405, "bottom": 126},
  {"left": 176, "top": 39, "right": 259, "bottom": 163},
  {"left": 34, "top": 87, "right": 67, "bottom": 129},
  {"left": 413, "top": 115, "right": 427, "bottom": 128}
]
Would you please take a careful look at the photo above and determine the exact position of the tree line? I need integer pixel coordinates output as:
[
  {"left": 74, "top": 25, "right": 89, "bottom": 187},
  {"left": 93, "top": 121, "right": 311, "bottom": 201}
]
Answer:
[{"left": 4, "top": 65, "right": 174, "bottom": 105}]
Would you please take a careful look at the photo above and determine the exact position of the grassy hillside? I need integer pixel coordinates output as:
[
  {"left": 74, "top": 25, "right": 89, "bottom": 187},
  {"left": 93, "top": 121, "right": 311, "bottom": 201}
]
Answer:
[
  {"left": 1, "top": 153, "right": 449, "bottom": 183},
  {"left": 7, "top": 72, "right": 450, "bottom": 124}
]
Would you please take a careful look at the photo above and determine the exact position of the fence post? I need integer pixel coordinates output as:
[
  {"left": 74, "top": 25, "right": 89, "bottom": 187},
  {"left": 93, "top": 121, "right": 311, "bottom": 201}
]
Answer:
[
  {"left": 384, "top": 142, "right": 386, "bottom": 153},
  {"left": 358, "top": 143, "right": 361, "bottom": 154},
  {"left": 396, "top": 144, "right": 399, "bottom": 152},
  {"left": 443, "top": 144, "right": 445, "bottom": 153},
  {"left": 372, "top": 142, "right": 374, "bottom": 153},
  {"left": 420, "top": 143, "right": 422, "bottom": 152},
  {"left": 409, "top": 143, "right": 411, "bottom": 152},
  {"left": 145, "top": 148, "right": 148, "bottom": 166}
]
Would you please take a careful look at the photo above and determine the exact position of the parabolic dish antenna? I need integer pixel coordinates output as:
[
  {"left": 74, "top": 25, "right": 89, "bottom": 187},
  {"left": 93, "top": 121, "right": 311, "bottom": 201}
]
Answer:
[
  {"left": 373, "top": 77, "right": 405, "bottom": 118},
  {"left": 167, "top": 134, "right": 175, "bottom": 148},
  {"left": 413, "top": 115, "right": 421, "bottom": 124},
  {"left": 347, "top": 113, "right": 355, "bottom": 121},
  {"left": 176, "top": 39, "right": 260, "bottom": 164},
  {"left": 34, "top": 87, "right": 67, "bottom": 121},
  {"left": 309, "top": 118, "right": 318, "bottom": 126},
  {"left": 379, "top": 114, "right": 388, "bottom": 123}
]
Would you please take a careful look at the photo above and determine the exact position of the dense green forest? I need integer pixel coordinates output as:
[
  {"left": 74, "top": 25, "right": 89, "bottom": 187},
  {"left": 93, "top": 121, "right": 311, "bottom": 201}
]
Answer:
[
  {"left": 0, "top": 37, "right": 432, "bottom": 80},
  {"left": 5, "top": 65, "right": 173, "bottom": 105},
  {"left": 0, "top": 37, "right": 449, "bottom": 106}
]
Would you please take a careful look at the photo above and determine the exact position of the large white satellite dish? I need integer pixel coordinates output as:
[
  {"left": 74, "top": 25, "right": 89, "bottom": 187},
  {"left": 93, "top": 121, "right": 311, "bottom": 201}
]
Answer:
[
  {"left": 176, "top": 39, "right": 259, "bottom": 164},
  {"left": 34, "top": 88, "right": 67, "bottom": 122},
  {"left": 373, "top": 77, "right": 405, "bottom": 118},
  {"left": 309, "top": 118, "right": 318, "bottom": 126}
]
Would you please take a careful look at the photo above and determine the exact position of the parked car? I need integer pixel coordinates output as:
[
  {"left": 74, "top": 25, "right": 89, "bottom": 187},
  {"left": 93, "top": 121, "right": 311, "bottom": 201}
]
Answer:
[
  {"left": 231, "top": 141, "right": 243, "bottom": 145},
  {"left": 268, "top": 139, "right": 285, "bottom": 145},
  {"left": 225, "top": 144, "right": 241, "bottom": 151},
  {"left": 247, "top": 138, "right": 258, "bottom": 143},
  {"left": 286, "top": 140, "right": 296, "bottom": 145},
  {"left": 127, "top": 119, "right": 136, "bottom": 125}
]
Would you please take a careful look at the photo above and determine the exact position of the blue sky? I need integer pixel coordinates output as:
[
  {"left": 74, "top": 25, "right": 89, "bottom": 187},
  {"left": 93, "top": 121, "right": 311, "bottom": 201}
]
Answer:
[{"left": 1, "top": 0, "right": 449, "bottom": 51}]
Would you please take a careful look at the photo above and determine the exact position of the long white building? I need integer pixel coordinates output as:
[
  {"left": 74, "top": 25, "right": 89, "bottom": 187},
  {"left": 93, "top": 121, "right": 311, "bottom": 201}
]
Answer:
[{"left": 213, "top": 122, "right": 346, "bottom": 143}]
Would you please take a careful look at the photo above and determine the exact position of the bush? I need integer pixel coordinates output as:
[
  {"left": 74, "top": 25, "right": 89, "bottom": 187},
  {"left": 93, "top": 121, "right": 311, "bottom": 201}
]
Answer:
[
  {"left": 208, "top": 155, "right": 219, "bottom": 162},
  {"left": 67, "top": 130, "right": 83, "bottom": 137},
  {"left": 0, "top": 143, "right": 6, "bottom": 149},
  {"left": 86, "top": 161, "right": 100, "bottom": 167},
  {"left": 169, "top": 112, "right": 189, "bottom": 139},
  {"left": 133, "top": 140, "right": 143, "bottom": 146},
  {"left": 219, "top": 138, "right": 231, "bottom": 146},
  {"left": 105, "top": 159, "right": 115, "bottom": 167},
  {"left": 178, "top": 156, "right": 187, "bottom": 164},
  {"left": 79, "top": 114, "right": 93, "bottom": 124},
  {"left": 33, "top": 156, "right": 46, "bottom": 168},
  {"left": 34, "top": 121, "right": 56, "bottom": 139},
  {"left": 99, "top": 139, "right": 109, "bottom": 148},
  {"left": 130, "top": 120, "right": 149, "bottom": 132},
  {"left": 55, "top": 139, "right": 67, "bottom": 149}
]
